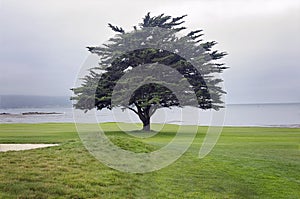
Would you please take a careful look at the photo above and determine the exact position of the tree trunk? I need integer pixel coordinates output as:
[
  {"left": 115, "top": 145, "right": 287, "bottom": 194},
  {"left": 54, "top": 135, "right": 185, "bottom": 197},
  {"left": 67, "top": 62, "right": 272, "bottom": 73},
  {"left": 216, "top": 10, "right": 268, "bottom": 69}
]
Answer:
[
  {"left": 142, "top": 117, "right": 150, "bottom": 131},
  {"left": 137, "top": 109, "right": 151, "bottom": 132},
  {"left": 130, "top": 104, "right": 154, "bottom": 132}
]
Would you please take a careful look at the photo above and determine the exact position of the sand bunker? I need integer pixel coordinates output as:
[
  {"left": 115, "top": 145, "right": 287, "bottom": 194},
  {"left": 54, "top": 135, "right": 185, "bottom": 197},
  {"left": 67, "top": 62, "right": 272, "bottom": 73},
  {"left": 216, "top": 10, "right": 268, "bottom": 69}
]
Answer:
[{"left": 0, "top": 144, "right": 59, "bottom": 152}]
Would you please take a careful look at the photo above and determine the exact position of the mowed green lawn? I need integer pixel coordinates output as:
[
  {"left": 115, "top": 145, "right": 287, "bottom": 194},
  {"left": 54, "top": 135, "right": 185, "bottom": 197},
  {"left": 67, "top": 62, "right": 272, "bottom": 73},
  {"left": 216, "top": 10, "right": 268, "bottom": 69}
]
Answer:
[{"left": 0, "top": 123, "right": 299, "bottom": 198}]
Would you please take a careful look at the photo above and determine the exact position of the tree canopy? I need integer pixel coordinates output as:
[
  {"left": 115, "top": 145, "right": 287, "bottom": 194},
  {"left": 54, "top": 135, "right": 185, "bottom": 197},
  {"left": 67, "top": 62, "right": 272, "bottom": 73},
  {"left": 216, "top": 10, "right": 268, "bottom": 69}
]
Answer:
[{"left": 71, "top": 13, "right": 228, "bottom": 131}]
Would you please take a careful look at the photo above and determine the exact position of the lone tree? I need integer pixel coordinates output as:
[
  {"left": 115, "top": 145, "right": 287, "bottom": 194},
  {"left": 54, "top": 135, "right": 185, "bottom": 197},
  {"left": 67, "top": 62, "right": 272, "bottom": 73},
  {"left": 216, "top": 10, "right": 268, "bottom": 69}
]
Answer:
[{"left": 71, "top": 13, "right": 228, "bottom": 131}]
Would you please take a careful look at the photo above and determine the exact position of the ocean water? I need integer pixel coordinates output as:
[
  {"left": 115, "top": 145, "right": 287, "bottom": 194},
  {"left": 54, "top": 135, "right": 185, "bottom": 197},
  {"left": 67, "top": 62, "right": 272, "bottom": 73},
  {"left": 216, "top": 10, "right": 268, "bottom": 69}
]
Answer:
[{"left": 0, "top": 103, "right": 299, "bottom": 127}]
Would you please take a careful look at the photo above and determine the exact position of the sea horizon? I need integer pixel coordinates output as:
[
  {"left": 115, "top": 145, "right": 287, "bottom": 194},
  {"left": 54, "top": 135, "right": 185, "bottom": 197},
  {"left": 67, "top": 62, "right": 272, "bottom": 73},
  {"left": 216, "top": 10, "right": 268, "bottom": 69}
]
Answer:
[{"left": 0, "top": 102, "right": 299, "bottom": 128}]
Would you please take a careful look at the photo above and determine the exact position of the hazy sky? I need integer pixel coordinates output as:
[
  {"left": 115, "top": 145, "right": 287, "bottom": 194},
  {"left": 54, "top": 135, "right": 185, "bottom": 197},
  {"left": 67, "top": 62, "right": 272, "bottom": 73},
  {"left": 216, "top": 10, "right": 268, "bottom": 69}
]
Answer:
[{"left": 0, "top": 0, "right": 299, "bottom": 104}]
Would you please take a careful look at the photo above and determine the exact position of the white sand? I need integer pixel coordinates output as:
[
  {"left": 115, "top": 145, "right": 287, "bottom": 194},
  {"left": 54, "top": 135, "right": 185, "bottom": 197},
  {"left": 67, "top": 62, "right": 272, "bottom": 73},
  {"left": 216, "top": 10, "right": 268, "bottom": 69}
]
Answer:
[{"left": 0, "top": 144, "right": 59, "bottom": 152}]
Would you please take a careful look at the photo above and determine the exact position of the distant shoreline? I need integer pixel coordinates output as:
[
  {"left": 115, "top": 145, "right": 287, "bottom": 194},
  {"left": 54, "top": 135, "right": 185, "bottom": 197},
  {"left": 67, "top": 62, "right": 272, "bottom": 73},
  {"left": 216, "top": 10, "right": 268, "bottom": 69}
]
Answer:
[
  {"left": 0, "top": 121, "right": 299, "bottom": 128},
  {"left": 0, "top": 112, "right": 63, "bottom": 116},
  {"left": 0, "top": 104, "right": 299, "bottom": 128}
]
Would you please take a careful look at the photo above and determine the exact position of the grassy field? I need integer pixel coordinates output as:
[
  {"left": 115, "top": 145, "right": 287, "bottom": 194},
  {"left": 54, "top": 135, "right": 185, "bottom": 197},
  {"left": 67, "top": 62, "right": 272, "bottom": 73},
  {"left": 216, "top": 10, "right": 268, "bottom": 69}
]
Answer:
[{"left": 0, "top": 123, "right": 299, "bottom": 198}]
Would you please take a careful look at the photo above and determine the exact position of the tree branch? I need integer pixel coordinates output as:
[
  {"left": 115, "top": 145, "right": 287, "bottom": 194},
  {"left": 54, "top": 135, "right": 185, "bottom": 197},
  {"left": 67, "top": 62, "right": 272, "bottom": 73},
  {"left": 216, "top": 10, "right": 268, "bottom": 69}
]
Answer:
[
  {"left": 149, "top": 105, "right": 159, "bottom": 117},
  {"left": 125, "top": 106, "right": 139, "bottom": 115}
]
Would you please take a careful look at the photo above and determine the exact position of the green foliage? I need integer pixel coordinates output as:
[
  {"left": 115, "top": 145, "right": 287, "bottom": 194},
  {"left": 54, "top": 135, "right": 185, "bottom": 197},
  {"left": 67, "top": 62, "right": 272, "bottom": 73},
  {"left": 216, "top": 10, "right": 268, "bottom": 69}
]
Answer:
[{"left": 71, "top": 13, "right": 228, "bottom": 129}]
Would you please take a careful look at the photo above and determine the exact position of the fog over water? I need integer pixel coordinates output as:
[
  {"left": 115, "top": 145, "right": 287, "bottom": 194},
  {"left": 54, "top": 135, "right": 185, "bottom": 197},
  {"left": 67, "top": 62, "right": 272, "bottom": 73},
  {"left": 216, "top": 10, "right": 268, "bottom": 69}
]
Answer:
[
  {"left": 0, "top": 1, "right": 299, "bottom": 128},
  {"left": 0, "top": 0, "right": 299, "bottom": 104}
]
